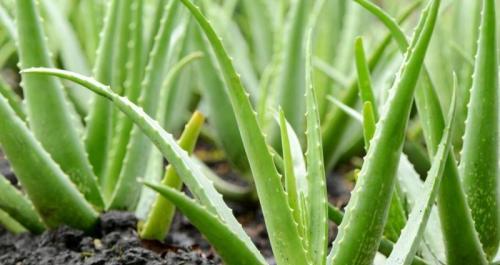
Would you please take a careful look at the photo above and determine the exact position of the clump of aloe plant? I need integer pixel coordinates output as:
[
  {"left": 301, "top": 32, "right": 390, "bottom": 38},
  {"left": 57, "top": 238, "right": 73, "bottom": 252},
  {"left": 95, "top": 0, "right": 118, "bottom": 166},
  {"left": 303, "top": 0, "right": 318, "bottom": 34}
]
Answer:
[{"left": 0, "top": 0, "right": 498, "bottom": 265}]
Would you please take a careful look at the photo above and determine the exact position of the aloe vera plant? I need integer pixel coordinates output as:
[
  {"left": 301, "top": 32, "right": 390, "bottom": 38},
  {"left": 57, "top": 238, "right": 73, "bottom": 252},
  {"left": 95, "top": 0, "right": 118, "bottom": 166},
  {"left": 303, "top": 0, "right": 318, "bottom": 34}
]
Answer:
[{"left": 0, "top": 0, "right": 499, "bottom": 264}]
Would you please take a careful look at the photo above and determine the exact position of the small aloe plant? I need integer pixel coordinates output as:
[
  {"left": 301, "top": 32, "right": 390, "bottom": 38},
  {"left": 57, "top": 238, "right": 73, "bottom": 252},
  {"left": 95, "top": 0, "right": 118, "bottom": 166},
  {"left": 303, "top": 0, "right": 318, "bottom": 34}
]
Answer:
[{"left": 0, "top": 0, "right": 498, "bottom": 265}]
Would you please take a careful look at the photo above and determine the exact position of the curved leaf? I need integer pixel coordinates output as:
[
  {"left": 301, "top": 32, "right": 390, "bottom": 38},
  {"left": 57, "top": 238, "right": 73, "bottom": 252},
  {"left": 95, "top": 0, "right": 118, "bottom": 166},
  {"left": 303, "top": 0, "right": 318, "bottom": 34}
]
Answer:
[
  {"left": 176, "top": 0, "right": 310, "bottom": 263},
  {"left": 143, "top": 182, "right": 264, "bottom": 265},
  {"left": 327, "top": 0, "right": 441, "bottom": 263},
  {"left": 0, "top": 91, "right": 98, "bottom": 231},
  {"left": 460, "top": 0, "right": 499, "bottom": 258},
  {"left": 140, "top": 111, "right": 204, "bottom": 240},
  {"left": 21, "top": 68, "right": 265, "bottom": 264},
  {"left": 356, "top": 0, "right": 489, "bottom": 262},
  {"left": 0, "top": 175, "right": 45, "bottom": 233},
  {"left": 386, "top": 88, "right": 457, "bottom": 265},
  {"left": 16, "top": 0, "right": 103, "bottom": 209}
]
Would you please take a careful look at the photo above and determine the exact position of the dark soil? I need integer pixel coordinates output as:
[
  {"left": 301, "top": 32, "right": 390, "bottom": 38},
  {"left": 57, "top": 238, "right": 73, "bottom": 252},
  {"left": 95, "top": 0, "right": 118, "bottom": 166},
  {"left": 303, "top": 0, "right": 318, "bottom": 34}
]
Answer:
[
  {"left": 0, "top": 212, "right": 219, "bottom": 265},
  {"left": 0, "top": 148, "right": 353, "bottom": 265}
]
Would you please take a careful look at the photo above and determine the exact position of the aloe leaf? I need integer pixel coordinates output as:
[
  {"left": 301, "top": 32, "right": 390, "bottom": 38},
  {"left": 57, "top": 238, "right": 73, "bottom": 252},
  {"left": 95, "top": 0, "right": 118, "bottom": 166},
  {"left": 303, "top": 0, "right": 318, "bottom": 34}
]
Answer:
[
  {"left": 143, "top": 182, "right": 264, "bottom": 265},
  {"left": 193, "top": 157, "right": 255, "bottom": 202},
  {"left": 335, "top": 100, "right": 408, "bottom": 244},
  {"left": 354, "top": 36, "right": 407, "bottom": 243},
  {"left": 137, "top": 52, "right": 203, "bottom": 215},
  {"left": 0, "top": 175, "right": 45, "bottom": 233},
  {"left": 0, "top": 4, "right": 15, "bottom": 41},
  {"left": 332, "top": 101, "right": 408, "bottom": 245},
  {"left": 327, "top": 96, "right": 363, "bottom": 122},
  {"left": 241, "top": 0, "right": 273, "bottom": 74},
  {"left": 192, "top": 27, "right": 250, "bottom": 174},
  {"left": 313, "top": 58, "right": 350, "bottom": 88},
  {"left": 106, "top": 0, "right": 186, "bottom": 208},
  {"left": 361, "top": 102, "right": 376, "bottom": 149},
  {"left": 0, "top": 209, "right": 26, "bottom": 234},
  {"left": 396, "top": 154, "right": 446, "bottom": 263},
  {"left": 40, "top": 0, "right": 92, "bottom": 115},
  {"left": 357, "top": 0, "right": 489, "bottom": 263},
  {"left": 176, "top": 0, "right": 309, "bottom": 263},
  {"left": 354, "top": 37, "right": 378, "bottom": 119},
  {"left": 16, "top": 0, "right": 103, "bottom": 209},
  {"left": 135, "top": 148, "right": 163, "bottom": 220},
  {"left": 321, "top": 1, "right": 421, "bottom": 170},
  {"left": 327, "top": 205, "right": 428, "bottom": 265},
  {"left": 304, "top": 2, "right": 328, "bottom": 262},
  {"left": 21, "top": 68, "right": 265, "bottom": 264},
  {"left": 0, "top": 77, "right": 25, "bottom": 120},
  {"left": 278, "top": 110, "right": 306, "bottom": 241},
  {"left": 0, "top": 91, "right": 98, "bottom": 231},
  {"left": 100, "top": 0, "right": 144, "bottom": 203},
  {"left": 327, "top": 0, "right": 441, "bottom": 264},
  {"left": 140, "top": 111, "right": 204, "bottom": 240},
  {"left": 460, "top": 0, "right": 499, "bottom": 258},
  {"left": 110, "top": 0, "right": 133, "bottom": 93},
  {"left": 273, "top": 0, "right": 309, "bottom": 134},
  {"left": 85, "top": 0, "right": 120, "bottom": 178},
  {"left": 201, "top": 1, "right": 259, "bottom": 99},
  {"left": 313, "top": 0, "right": 347, "bottom": 118},
  {"left": 386, "top": 88, "right": 457, "bottom": 265},
  {"left": 73, "top": 0, "right": 102, "bottom": 66}
]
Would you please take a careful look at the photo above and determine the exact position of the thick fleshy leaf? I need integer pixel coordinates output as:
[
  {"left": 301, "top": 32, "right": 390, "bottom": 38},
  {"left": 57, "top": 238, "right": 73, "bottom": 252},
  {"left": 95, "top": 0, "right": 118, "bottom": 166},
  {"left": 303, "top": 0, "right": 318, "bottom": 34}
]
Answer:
[
  {"left": 304, "top": 1, "right": 328, "bottom": 263},
  {"left": 327, "top": 0, "right": 441, "bottom": 263},
  {"left": 175, "top": 0, "right": 310, "bottom": 263},
  {"left": 460, "top": 0, "right": 499, "bottom": 259},
  {"left": 278, "top": 110, "right": 306, "bottom": 240},
  {"left": 21, "top": 68, "right": 265, "bottom": 264},
  {"left": 140, "top": 111, "right": 204, "bottom": 240},
  {"left": 321, "top": 1, "right": 422, "bottom": 170},
  {"left": 356, "top": 0, "right": 489, "bottom": 262},
  {"left": 386, "top": 88, "right": 457, "bottom": 265},
  {"left": 16, "top": 0, "right": 103, "bottom": 209},
  {"left": 40, "top": 0, "right": 92, "bottom": 115},
  {"left": 144, "top": 182, "right": 265, "bottom": 265},
  {"left": 0, "top": 209, "right": 25, "bottom": 234},
  {"left": 0, "top": 175, "right": 45, "bottom": 233},
  {"left": 107, "top": 0, "right": 188, "bottom": 209},
  {"left": 0, "top": 91, "right": 98, "bottom": 231},
  {"left": 85, "top": 0, "right": 120, "bottom": 178}
]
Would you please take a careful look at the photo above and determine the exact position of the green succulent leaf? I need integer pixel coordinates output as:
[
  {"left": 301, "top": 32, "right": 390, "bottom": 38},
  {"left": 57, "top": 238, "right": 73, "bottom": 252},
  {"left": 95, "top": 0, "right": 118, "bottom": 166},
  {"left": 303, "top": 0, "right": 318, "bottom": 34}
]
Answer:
[
  {"left": 107, "top": 0, "right": 188, "bottom": 209},
  {"left": 327, "top": 204, "right": 428, "bottom": 265},
  {"left": 460, "top": 0, "right": 500, "bottom": 259},
  {"left": 0, "top": 175, "right": 45, "bottom": 233},
  {"left": 175, "top": 0, "right": 310, "bottom": 263},
  {"left": 16, "top": 0, "right": 103, "bottom": 209},
  {"left": 0, "top": 209, "right": 26, "bottom": 234},
  {"left": 356, "top": 0, "right": 489, "bottom": 263},
  {"left": 387, "top": 87, "right": 457, "bottom": 265},
  {"left": 0, "top": 77, "right": 25, "bottom": 120},
  {"left": 193, "top": 26, "right": 250, "bottom": 175},
  {"left": 304, "top": 1, "right": 328, "bottom": 262},
  {"left": 85, "top": 0, "right": 120, "bottom": 178},
  {"left": 0, "top": 4, "right": 15, "bottom": 41},
  {"left": 143, "top": 182, "right": 265, "bottom": 265},
  {"left": 278, "top": 109, "right": 306, "bottom": 241},
  {"left": 354, "top": 37, "right": 378, "bottom": 119},
  {"left": 140, "top": 111, "right": 204, "bottom": 241},
  {"left": 0, "top": 91, "right": 98, "bottom": 231},
  {"left": 40, "top": 0, "right": 92, "bottom": 116},
  {"left": 361, "top": 102, "right": 376, "bottom": 149},
  {"left": 273, "top": 0, "right": 309, "bottom": 135},
  {"left": 20, "top": 68, "right": 266, "bottom": 264},
  {"left": 321, "top": 1, "right": 422, "bottom": 170},
  {"left": 327, "top": 0, "right": 441, "bottom": 263}
]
